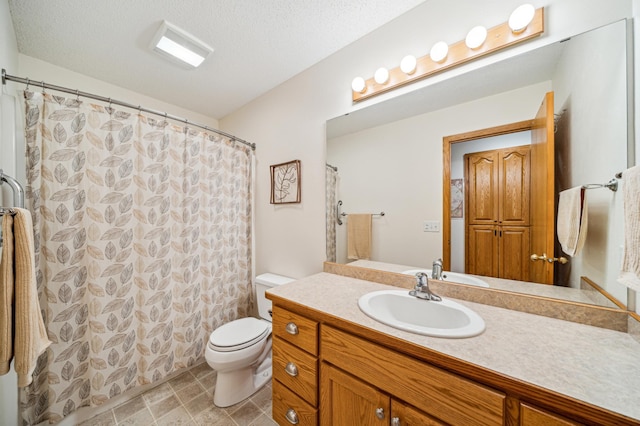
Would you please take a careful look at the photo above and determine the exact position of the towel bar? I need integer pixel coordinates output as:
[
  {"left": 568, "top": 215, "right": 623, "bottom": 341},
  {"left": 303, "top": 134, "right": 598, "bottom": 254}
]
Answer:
[
  {"left": 582, "top": 178, "right": 618, "bottom": 192},
  {"left": 336, "top": 200, "right": 385, "bottom": 226}
]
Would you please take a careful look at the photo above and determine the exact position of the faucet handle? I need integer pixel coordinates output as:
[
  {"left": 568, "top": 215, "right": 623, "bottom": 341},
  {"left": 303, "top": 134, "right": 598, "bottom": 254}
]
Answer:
[{"left": 415, "top": 272, "right": 428, "bottom": 288}]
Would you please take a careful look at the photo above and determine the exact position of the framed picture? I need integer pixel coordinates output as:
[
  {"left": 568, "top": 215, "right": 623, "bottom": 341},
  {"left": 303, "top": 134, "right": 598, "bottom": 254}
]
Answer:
[
  {"left": 451, "top": 178, "right": 463, "bottom": 218},
  {"left": 270, "top": 160, "right": 301, "bottom": 204}
]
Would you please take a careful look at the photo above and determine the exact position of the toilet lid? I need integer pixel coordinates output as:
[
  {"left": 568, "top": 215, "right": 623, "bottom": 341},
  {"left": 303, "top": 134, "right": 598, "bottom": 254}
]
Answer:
[{"left": 209, "top": 317, "right": 270, "bottom": 352}]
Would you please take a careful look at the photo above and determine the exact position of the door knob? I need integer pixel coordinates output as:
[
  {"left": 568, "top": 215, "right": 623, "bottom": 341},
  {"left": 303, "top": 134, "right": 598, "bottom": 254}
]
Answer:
[
  {"left": 530, "top": 253, "right": 548, "bottom": 262},
  {"left": 531, "top": 253, "right": 568, "bottom": 264}
]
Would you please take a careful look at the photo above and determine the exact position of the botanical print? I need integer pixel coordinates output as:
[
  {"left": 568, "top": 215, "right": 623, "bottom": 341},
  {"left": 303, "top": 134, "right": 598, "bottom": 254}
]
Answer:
[
  {"left": 270, "top": 160, "right": 300, "bottom": 204},
  {"left": 451, "top": 178, "right": 464, "bottom": 219},
  {"left": 20, "top": 91, "right": 253, "bottom": 424}
]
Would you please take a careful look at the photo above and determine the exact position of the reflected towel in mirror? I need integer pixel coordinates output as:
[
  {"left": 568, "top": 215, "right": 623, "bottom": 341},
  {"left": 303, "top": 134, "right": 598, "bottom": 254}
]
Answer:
[
  {"left": 557, "top": 186, "right": 588, "bottom": 257},
  {"left": 618, "top": 166, "right": 640, "bottom": 292},
  {"left": 347, "top": 214, "right": 372, "bottom": 260}
]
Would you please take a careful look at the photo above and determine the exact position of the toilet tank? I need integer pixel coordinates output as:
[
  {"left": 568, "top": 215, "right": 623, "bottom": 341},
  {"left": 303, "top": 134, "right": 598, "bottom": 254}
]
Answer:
[{"left": 255, "top": 273, "right": 295, "bottom": 321}]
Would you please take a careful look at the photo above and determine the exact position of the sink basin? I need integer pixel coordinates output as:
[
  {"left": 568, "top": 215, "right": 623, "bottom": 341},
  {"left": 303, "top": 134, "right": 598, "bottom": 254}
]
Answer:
[
  {"left": 358, "top": 290, "right": 485, "bottom": 338},
  {"left": 402, "top": 269, "right": 489, "bottom": 288}
]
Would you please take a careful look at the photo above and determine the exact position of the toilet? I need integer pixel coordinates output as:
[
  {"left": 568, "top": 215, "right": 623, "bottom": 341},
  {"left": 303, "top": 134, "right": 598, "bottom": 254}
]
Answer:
[{"left": 205, "top": 273, "right": 294, "bottom": 407}]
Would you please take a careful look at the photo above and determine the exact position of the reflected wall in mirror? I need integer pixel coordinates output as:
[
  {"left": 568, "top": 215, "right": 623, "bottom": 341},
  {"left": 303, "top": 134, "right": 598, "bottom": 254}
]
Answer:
[{"left": 326, "top": 19, "right": 632, "bottom": 308}]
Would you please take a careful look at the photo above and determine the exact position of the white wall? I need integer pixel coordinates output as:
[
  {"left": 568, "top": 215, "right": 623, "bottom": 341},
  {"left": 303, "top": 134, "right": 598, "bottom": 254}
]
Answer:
[
  {"left": 552, "top": 20, "right": 628, "bottom": 301},
  {"left": 221, "top": 0, "right": 634, "bottom": 281},
  {"left": 327, "top": 83, "right": 544, "bottom": 269},
  {"left": 0, "top": 1, "right": 20, "bottom": 424}
]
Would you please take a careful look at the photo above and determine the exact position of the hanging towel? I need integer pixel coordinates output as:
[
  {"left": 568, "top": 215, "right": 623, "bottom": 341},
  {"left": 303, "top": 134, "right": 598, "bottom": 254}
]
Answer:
[
  {"left": 0, "top": 208, "right": 51, "bottom": 387},
  {"left": 0, "top": 214, "right": 14, "bottom": 375},
  {"left": 556, "top": 186, "right": 588, "bottom": 256},
  {"left": 618, "top": 166, "right": 640, "bottom": 292},
  {"left": 347, "top": 214, "right": 372, "bottom": 260}
]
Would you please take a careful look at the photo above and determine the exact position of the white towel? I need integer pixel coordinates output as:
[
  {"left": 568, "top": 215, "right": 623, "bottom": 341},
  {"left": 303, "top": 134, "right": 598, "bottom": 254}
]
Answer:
[
  {"left": 557, "top": 186, "right": 588, "bottom": 257},
  {"left": 618, "top": 166, "right": 640, "bottom": 292},
  {"left": 347, "top": 214, "right": 372, "bottom": 260}
]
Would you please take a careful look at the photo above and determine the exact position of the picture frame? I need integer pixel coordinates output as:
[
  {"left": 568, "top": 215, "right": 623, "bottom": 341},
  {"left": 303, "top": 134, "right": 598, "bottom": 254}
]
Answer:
[
  {"left": 270, "top": 160, "right": 301, "bottom": 204},
  {"left": 451, "top": 178, "right": 463, "bottom": 218}
]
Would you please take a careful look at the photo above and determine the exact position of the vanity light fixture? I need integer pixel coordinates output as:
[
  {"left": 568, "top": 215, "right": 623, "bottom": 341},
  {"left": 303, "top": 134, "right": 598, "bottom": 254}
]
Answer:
[
  {"left": 351, "top": 76, "right": 367, "bottom": 93},
  {"left": 465, "top": 26, "right": 488, "bottom": 49},
  {"left": 400, "top": 55, "right": 417, "bottom": 74},
  {"left": 151, "top": 21, "right": 213, "bottom": 68},
  {"left": 509, "top": 4, "right": 536, "bottom": 33},
  {"left": 374, "top": 67, "right": 390, "bottom": 84},
  {"left": 430, "top": 41, "right": 449, "bottom": 63},
  {"left": 351, "top": 6, "right": 544, "bottom": 102}
]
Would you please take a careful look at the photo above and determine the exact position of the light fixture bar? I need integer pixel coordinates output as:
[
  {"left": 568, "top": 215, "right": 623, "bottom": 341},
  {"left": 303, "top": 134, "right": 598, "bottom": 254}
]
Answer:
[{"left": 352, "top": 7, "right": 544, "bottom": 102}]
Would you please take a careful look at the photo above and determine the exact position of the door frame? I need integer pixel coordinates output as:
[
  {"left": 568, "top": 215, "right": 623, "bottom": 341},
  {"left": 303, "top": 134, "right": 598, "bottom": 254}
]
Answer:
[{"left": 442, "top": 119, "right": 534, "bottom": 271}]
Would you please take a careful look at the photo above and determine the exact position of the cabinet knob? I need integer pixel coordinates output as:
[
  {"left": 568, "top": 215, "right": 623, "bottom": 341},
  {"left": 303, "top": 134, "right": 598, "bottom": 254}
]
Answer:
[
  {"left": 285, "top": 408, "right": 299, "bottom": 424},
  {"left": 391, "top": 417, "right": 401, "bottom": 426},
  {"left": 285, "top": 362, "right": 298, "bottom": 377},
  {"left": 285, "top": 322, "right": 299, "bottom": 335},
  {"left": 375, "top": 407, "right": 385, "bottom": 420}
]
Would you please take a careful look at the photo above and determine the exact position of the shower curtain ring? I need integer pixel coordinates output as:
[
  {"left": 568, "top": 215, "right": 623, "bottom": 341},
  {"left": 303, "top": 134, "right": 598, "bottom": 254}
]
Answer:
[
  {"left": 41, "top": 80, "right": 45, "bottom": 93},
  {"left": 76, "top": 89, "right": 80, "bottom": 100},
  {"left": 108, "top": 98, "right": 112, "bottom": 108},
  {"left": 25, "top": 78, "right": 30, "bottom": 90}
]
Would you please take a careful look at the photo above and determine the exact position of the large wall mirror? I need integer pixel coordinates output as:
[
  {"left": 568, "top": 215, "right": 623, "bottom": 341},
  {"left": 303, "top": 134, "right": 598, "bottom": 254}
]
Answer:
[{"left": 326, "top": 19, "right": 634, "bottom": 309}]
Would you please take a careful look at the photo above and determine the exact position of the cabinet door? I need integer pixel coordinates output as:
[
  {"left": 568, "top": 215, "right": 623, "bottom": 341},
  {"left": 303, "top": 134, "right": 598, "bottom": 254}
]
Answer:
[
  {"left": 466, "top": 151, "right": 499, "bottom": 224},
  {"left": 320, "top": 363, "right": 389, "bottom": 426},
  {"left": 520, "top": 403, "right": 582, "bottom": 425},
  {"left": 391, "top": 399, "right": 445, "bottom": 426},
  {"left": 499, "top": 226, "right": 530, "bottom": 281},
  {"left": 499, "top": 147, "right": 530, "bottom": 226},
  {"left": 466, "top": 224, "right": 498, "bottom": 276}
]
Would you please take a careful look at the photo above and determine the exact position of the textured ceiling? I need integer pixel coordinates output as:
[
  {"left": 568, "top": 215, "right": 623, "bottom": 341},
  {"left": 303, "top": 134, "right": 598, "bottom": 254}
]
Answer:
[{"left": 8, "top": 0, "right": 426, "bottom": 119}]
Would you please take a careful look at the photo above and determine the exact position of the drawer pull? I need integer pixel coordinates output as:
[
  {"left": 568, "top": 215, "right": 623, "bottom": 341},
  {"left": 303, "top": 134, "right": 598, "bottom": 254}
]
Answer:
[
  {"left": 391, "top": 417, "right": 400, "bottom": 426},
  {"left": 376, "top": 407, "right": 385, "bottom": 420},
  {"left": 285, "top": 362, "right": 299, "bottom": 377},
  {"left": 285, "top": 408, "right": 299, "bottom": 424},
  {"left": 285, "top": 322, "right": 299, "bottom": 335}
]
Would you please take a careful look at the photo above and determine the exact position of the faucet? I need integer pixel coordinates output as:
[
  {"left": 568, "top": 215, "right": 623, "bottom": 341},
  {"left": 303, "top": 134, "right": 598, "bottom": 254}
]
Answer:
[
  {"left": 431, "top": 258, "right": 444, "bottom": 280},
  {"left": 409, "top": 272, "right": 441, "bottom": 301}
]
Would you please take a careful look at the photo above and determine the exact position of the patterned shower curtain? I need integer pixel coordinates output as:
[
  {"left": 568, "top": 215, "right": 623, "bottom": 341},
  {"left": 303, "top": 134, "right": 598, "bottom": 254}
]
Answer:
[
  {"left": 325, "top": 165, "right": 338, "bottom": 262},
  {"left": 19, "top": 91, "right": 253, "bottom": 424}
]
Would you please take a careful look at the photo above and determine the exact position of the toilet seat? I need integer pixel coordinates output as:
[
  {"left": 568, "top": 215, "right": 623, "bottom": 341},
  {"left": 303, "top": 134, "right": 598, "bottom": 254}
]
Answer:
[{"left": 208, "top": 317, "right": 270, "bottom": 352}]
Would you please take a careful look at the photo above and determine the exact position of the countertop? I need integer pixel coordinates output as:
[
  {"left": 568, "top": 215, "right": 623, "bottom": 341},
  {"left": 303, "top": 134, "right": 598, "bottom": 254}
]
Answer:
[{"left": 267, "top": 272, "right": 640, "bottom": 422}]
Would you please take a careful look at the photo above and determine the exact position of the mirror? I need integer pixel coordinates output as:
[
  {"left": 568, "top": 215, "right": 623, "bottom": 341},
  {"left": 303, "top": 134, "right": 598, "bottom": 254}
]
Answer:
[{"left": 326, "top": 19, "right": 632, "bottom": 308}]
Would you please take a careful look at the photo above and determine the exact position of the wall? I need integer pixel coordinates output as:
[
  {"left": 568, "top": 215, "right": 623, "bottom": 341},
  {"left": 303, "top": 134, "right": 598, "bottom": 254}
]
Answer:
[
  {"left": 0, "top": 1, "right": 20, "bottom": 424},
  {"left": 221, "top": 0, "right": 634, "bottom": 282},
  {"left": 326, "top": 83, "right": 544, "bottom": 268}
]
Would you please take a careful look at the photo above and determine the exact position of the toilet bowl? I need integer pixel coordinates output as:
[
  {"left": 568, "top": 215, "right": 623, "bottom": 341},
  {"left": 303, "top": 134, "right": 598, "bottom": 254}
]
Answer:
[{"left": 205, "top": 273, "right": 294, "bottom": 407}]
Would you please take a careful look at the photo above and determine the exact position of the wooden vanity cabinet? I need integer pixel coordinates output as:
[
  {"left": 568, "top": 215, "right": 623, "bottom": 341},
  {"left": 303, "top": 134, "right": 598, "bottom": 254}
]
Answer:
[
  {"left": 520, "top": 403, "right": 582, "bottom": 426},
  {"left": 271, "top": 306, "right": 319, "bottom": 426}
]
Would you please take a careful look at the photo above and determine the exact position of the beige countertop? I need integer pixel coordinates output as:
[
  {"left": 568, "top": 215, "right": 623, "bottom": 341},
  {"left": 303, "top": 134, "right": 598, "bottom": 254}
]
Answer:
[{"left": 267, "top": 272, "right": 640, "bottom": 422}]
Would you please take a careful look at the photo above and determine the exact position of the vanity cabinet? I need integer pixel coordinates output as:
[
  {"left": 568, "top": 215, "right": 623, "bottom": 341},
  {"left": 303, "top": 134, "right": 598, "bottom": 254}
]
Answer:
[
  {"left": 271, "top": 306, "right": 319, "bottom": 426},
  {"left": 520, "top": 403, "right": 581, "bottom": 426}
]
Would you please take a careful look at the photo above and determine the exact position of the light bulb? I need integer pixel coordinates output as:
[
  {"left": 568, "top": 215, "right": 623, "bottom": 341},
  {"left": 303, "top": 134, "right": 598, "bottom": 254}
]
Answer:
[
  {"left": 400, "top": 55, "right": 417, "bottom": 74},
  {"left": 465, "top": 26, "right": 487, "bottom": 49},
  {"left": 509, "top": 4, "right": 535, "bottom": 33},
  {"left": 374, "top": 67, "right": 390, "bottom": 85},
  {"left": 351, "top": 77, "right": 366, "bottom": 93},
  {"left": 430, "top": 41, "right": 449, "bottom": 63}
]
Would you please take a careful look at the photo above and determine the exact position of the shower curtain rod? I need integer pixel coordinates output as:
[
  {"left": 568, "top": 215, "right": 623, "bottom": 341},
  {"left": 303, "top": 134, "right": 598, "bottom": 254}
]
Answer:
[{"left": 1, "top": 69, "right": 255, "bottom": 151}]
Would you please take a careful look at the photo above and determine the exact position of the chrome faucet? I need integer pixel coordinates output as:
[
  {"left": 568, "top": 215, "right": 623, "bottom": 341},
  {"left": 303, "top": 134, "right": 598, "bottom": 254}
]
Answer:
[
  {"left": 409, "top": 272, "right": 441, "bottom": 301},
  {"left": 432, "top": 258, "right": 444, "bottom": 280}
]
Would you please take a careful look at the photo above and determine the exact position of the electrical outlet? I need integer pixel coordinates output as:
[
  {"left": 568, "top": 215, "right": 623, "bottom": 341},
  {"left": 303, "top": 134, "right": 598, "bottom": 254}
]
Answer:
[{"left": 423, "top": 221, "right": 440, "bottom": 232}]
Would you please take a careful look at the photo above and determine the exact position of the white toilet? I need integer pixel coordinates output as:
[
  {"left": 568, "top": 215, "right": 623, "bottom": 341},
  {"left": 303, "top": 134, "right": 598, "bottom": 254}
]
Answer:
[{"left": 205, "top": 273, "right": 294, "bottom": 407}]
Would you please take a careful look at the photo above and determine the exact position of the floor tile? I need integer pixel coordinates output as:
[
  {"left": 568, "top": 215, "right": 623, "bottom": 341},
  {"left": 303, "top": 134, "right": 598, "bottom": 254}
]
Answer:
[
  {"left": 192, "top": 405, "right": 236, "bottom": 426},
  {"left": 77, "top": 409, "right": 116, "bottom": 426},
  {"left": 149, "top": 394, "right": 181, "bottom": 420},
  {"left": 249, "top": 385, "right": 272, "bottom": 412},
  {"left": 184, "top": 392, "right": 213, "bottom": 417},
  {"left": 113, "top": 395, "right": 147, "bottom": 423},
  {"left": 228, "top": 401, "right": 263, "bottom": 426},
  {"left": 143, "top": 382, "right": 175, "bottom": 405},
  {"left": 116, "top": 407, "right": 155, "bottom": 425},
  {"left": 249, "top": 413, "right": 278, "bottom": 426},
  {"left": 169, "top": 371, "right": 197, "bottom": 391},
  {"left": 190, "top": 362, "right": 214, "bottom": 380},
  {"left": 197, "top": 371, "right": 217, "bottom": 394},
  {"left": 156, "top": 406, "right": 195, "bottom": 426},
  {"left": 176, "top": 381, "right": 206, "bottom": 404}
]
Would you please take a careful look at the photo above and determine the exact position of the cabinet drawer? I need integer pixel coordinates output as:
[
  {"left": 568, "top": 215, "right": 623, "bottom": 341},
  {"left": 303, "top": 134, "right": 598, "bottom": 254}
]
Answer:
[
  {"left": 273, "top": 337, "right": 318, "bottom": 406},
  {"left": 273, "top": 379, "right": 318, "bottom": 426},
  {"left": 272, "top": 306, "right": 318, "bottom": 355},
  {"left": 520, "top": 403, "right": 581, "bottom": 425},
  {"left": 321, "top": 325, "right": 505, "bottom": 426}
]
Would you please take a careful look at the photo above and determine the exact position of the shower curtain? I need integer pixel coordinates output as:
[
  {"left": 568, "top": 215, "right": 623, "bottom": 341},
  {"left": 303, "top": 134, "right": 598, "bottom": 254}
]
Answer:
[
  {"left": 19, "top": 91, "right": 253, "bottom": 424},
  {"left": 325, "top": 165, "right": 338, "bottom": 262}
]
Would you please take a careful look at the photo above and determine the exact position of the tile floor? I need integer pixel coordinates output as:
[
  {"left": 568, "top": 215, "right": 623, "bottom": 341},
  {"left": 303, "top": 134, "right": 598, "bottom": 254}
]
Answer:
[{"left": 78, "top": 363, "right": 277, "bottom": 426}]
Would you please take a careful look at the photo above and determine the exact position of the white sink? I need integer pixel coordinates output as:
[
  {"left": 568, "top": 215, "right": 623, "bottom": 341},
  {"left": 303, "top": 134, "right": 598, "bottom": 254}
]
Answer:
[
  {"left": 402, "top": 269, "right": 489, "bottom": 288},
  {"left": 358, "top": 290, "right": 485, "bottom": 338}
]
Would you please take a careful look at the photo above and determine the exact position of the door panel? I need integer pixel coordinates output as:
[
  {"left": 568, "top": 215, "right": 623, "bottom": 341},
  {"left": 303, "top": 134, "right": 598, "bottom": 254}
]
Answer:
[
  {"left": 499, "top": 147, "right": 530, "bottom": 226},
  {"left": 466, "top": 152, "right": 499, "bottom": 224},
  {"left": 499, "top": 226, "right": 531, "bottom": 281},
  {"left": 530, "top": 92, "right": 555, "bottom": 284},
  {"left": 466, "top": 225, "right": 498, "bottom": 276}
]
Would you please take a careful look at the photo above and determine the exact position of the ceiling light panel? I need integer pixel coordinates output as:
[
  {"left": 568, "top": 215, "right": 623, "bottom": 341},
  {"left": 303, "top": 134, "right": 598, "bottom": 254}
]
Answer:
[{"left": 151, "top": 21, "right": 213, "bottom": 68}]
